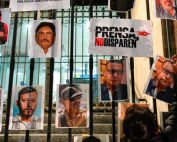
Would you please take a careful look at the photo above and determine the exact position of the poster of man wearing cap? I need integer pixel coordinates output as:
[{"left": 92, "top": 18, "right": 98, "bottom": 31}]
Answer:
[
  {"left": 55, "top": 84, "right": 89, "bottom": 128},
  {"left": 0, "top": 8, "right": 11, "bottom": 46}
]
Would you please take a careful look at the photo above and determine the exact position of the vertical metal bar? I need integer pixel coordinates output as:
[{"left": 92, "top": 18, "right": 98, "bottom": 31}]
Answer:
[
  {"left": 4, "top": 12, "right": 18, "bottom": 142},
  {"left": 109, "top": 11, "right": 116, "bottom": 142},
  {"left": 25, "top": 11, "right": 37, "bottom": 142},
  {"left": 68, "top": 0, "right": 74, "bottom": 141},
  {"left": 89, "top": 0, "right": 93, "bottom": 136},
  {"left": 146, "top": 0, "right": 157, "bottom": 116},
  {"left": 47, "top": 9, "right": 56, "bottom": 142},
  {"left": 166, "top": 20, "right": 172, "bottom": 58}
]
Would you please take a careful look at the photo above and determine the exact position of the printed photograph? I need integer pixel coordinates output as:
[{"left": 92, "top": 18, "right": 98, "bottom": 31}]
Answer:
[
  {"left": 9, "top": 86, "right": 45, "bottom": 130},
  {"left": 74, "top": 135, "right": 109, "bottom": 142},
  {"left": 0, "top": 89, "right": 4, "bottom": 132},
  {"left": 143, "top": 55, "right": 177, "bottom": 104},
  {"left": 29, "top": 20, "right": 61, "bottom": 58},
  {"left": 118, "top": 103, "right": 150, "bottom": 142},
  {"left": 0, "top": 8, "right": 11, "bottom": 46},
  {"left": 108, "top": 0, "right": 136, "bottom": 12},
  {"left": 98, "top": 58, "right": 129, "bottom": 101},
  {"left": 56, "top": 84, "right": 89, "bottom": 128},
  {"left": 154, "top": 0, "right": 177, "bottom": 20}
]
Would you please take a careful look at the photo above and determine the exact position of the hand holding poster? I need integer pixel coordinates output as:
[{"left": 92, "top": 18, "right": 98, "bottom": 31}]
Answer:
[
  {"left": 108, "top": 0, "right": 136, "bottom": 12},
  {"left": 10, "top": 0, "right": 70, "bottom": 12},
  {"left": 29, "top": 20, "right": 61, "bottom": 58},
  {"left": 0, "top": 8, "right": 11, "bottom": 46},
  {"left": 89, "top": 18, "right": 153, "bottom": 57},
  {"left": 9, "top": 86, "right": 45, "bottom": 130},
  {"left": 154, "top": 0, "right": 177, "bottom": 20},
  {"left": 56, "top": 84, "right": 89, "bottom": 128},
  {"left": 143, "top": 55, "right": 177, "bottom": 104}
]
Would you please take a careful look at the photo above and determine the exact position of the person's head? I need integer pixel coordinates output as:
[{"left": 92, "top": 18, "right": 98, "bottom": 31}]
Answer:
[
  {"left": 16, "top": 87, "right": 38, "bottom": 119},
  {"left": 0, "top": 11, "right": 2, "bottom": 21},
  {"left": 35, "top": 22, "right": 56, "bottom": 50},
  {"left": 123, "top": 105, "right": 159, "bottom": 141},
  {"left": 156, "top": 60, "right": 176, "bottom": 90},
  {"left": 82, "top": 136, "right": 101, "bottom": 142},
  {"left": 159, "top": 0, "right": 173, "bottom": 9},
  {"left": 60, "top": 86, "right": 83, "bottom": 114},
  {"left": 104, "top": 60, "right": 124, "bottom": 89}
]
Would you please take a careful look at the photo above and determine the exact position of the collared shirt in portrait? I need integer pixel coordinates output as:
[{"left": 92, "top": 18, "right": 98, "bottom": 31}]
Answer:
[
  {"left": 58, "top": 108, "right": 87, "bottom": 127},
  {"left": 11, "top": 113, "right": 41, "bottom": 129},
  {"left": 156, "top": 4, "right": 177, "bottom": 20},
  {"left": 145, "top": 78, "right": 174, "bottom": 103},
  {"left": 101, "top": 82, "right": 128, "bottom": 101},
  {"left": 38, "top": 45, "right": 53, "bottom": 58}
]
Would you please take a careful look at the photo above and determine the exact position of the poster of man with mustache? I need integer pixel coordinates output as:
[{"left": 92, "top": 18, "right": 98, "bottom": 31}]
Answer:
[
  {"left": 154, "top": 0, "right": 177, "bottom": 20},
  {"left": 29, "top": 20, "right": 61, "bottom": 58},
  {"left": 55, "top": 84, "right": 89, "bottom": 128},
  {"left": 9, "top": 86, "right": 45, "bottom": 130}
]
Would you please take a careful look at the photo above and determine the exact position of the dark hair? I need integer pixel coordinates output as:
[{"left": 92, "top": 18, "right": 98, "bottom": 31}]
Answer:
[
  {"left": 123, "top": 104, "right": 159, "bottom": 141},
  {"left": 18, "top": 87, "right": 38, "bottom": 102},
  {"left": 162, "top": 60, "right": 174, "bottom": 67},
  {"left": 35, "top": 22, "right": 56, "bottom": 36},
  {"left": 106, "top": 60, "right": 123, "bottom": 68},
  {"left": 82, "top": 136, "right": 101, "bottom": 142}
]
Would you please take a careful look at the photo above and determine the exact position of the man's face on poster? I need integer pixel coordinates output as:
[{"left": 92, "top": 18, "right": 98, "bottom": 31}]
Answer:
[
  {"left": 171, "top": 54, "right": 177, "bottom": 72},
  {"left": 104, "top": 62, "right": 123, "bottom": 89},
  {"left": 35, "top": 26, "right": 56, "bottom": 50},
  {"left": 159, "top": 0, "right": 173, "bottom": 9},
  {"left": 61, "top": 95, "right": 82, "bottom": 113},
  {"left": 156, "top": 62, "right": 176, "bottom": 89},
  {"left": 16, "top": 92, "right": 38, "bottom": 119}
]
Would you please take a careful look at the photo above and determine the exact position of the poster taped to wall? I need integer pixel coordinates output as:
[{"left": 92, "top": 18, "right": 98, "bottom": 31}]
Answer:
[
  {"left": 143, "top": 55, "right": 177, "bottom": 104},
  {"left": 118, "top": 103, "right": 150, "bottom": 142},
  {"left": 10, "top": 0, "right": 70, "bottom": 12},
  {"left": 0, "top": 8, "right": 11, "bottom": 46},
  {"left": 98, "top": 58, "right": 129, "bottom": 101},
  {"left": 9, "top": 86, "right": 45, "bottom": 130},
  {"left": 153, "top": 0, "right": 177, "bottom": 20},
  {"left": 74, "top": 135, "right": 109, "bottom": 142},
  {"left": 0, "top": 89, "right": 4, "bottom": 132},
  {"left": 108, "top": 0, "right": 136, "bottom": 12},
  {"left": 55, "top": 84, "right": 89, "bottom": 128},
  {"left": 89, "top": 18, "right": 153, "bottom": 57},
  {"left": 29, "top": 20, "right": 61, "bottom": 58}
]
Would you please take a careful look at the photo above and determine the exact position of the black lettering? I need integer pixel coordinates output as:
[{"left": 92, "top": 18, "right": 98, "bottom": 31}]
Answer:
[{"left": 95, "top": 27, "right": 102, "bottom": 37}]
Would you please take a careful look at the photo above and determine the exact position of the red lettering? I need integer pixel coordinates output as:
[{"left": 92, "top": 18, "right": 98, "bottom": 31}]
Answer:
[{"left": 95, "top": 38, "right": 100, "bottom": 46}]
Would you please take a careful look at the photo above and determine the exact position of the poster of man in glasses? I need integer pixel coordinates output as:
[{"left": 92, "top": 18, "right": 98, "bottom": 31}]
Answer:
[
  {"left": 98, "top": 58, "right": 129, "bottom": 101},
  {"left": 143, "top": 55, "right": 177, "bottom": 104},
  {"left": 55, "top": 84, "right": 89, "bottom": 128}
]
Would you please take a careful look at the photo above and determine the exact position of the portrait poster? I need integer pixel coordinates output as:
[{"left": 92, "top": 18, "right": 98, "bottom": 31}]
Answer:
[
  {"left": 98, "top": 58, "right": 129, "bottom": 102},
  {"left": 55, "top": 84, "right": 89, "bottom": 128},
  {"left": 9, "top": 86, "right": 45, "bottom": 130},
  {"left": 29, "top": 20, "right": 61, "bottom": 58},
  {"left": 0, "top": 8, "right": 11, "bottom": 46},
  {"left": 118, "top": 103, "right": 150, "bottom": 142},
  {"left": 153, "top": 0, "right": 177, "bottom": 20},
  {"left": 143, "top": 55, "right": 177, "bottom": 104},
  {"left": 10, "top": 0, "right": 70, "bottom": 12},
  {"left": 108, "top": 0, "right": 136, "bottom": 12},
  {"left": 0, "top": 89, "right": 4, "bottom": 132},
  {"left": 74, "top": 135, "right": 109, "bottom": 142},
  {"left": 89, "top": 18, "right": 153, "bottom": 57}
]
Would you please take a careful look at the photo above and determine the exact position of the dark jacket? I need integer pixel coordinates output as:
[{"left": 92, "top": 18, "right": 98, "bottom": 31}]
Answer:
[
  {"left": 101, "top": 82, "right": 128, "bottom": 101},
  {"left": 0, "top": 21, "right": 6, "bottom": 44},
  {"left": 146, "top": 79, "right": 174, "bottom": 104},
  {"left": 120, "top": 103, "right": 177, "bottom": 142}
]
